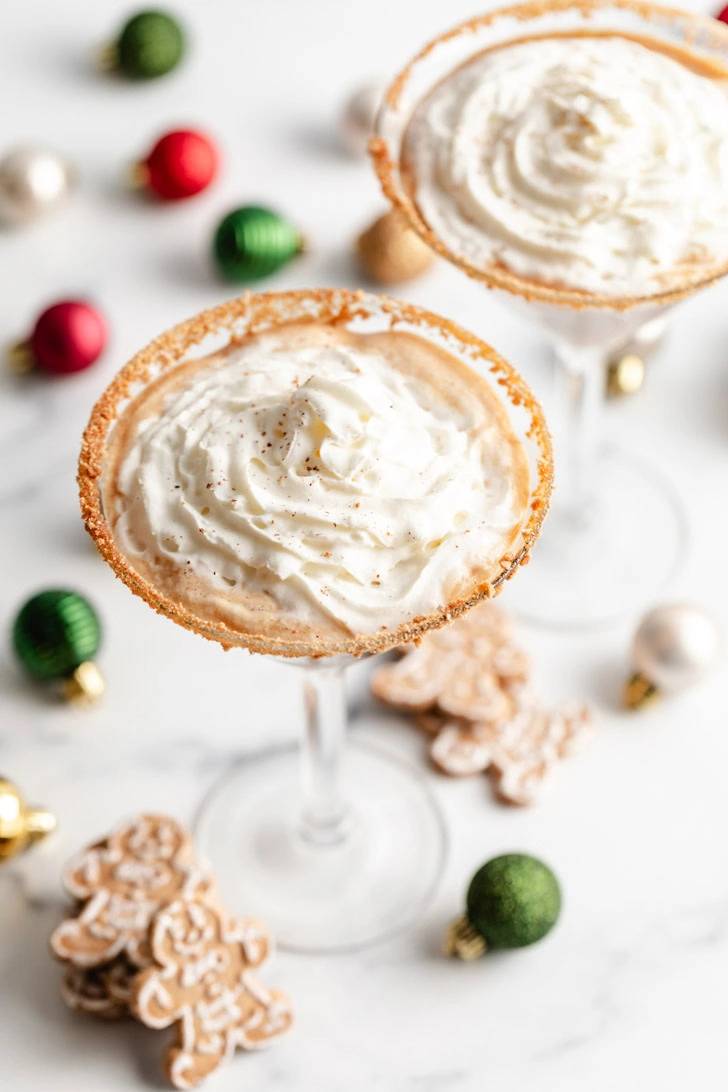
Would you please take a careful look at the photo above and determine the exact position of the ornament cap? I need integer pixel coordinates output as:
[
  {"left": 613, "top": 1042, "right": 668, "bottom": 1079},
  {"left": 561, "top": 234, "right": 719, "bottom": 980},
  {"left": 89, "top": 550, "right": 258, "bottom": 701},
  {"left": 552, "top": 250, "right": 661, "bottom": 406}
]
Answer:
[
  {"left": 62, "top": 661, "right": 105, "bottom": 705},
  {"left": 25, "top": 807, "right": 57, "bottom": 842},
  {"left": 127, "top": 160, "right": 150, "bottom": 190},
  {"left": 607, "top": 353, "right": 645, "bottom": 397},
  {"left": 95, "top": 42, "right": 119, "bottom": 72},
  {"left": 443, "top": 915, "right": 488, "bottom": 960},
  {"left": 7, "top": 339, "right": 35, "bottom": 374},
  {"left": 624, "top": 671, "right": 660, "bottom": 711}
]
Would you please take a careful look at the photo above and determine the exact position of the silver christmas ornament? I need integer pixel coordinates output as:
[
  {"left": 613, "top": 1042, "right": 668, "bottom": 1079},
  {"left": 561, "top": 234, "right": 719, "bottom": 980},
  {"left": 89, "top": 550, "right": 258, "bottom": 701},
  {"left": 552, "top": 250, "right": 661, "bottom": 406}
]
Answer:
[
  {"left": 0, "top": 146, "right": 76, "bottom": 226},
  {"left": 338, "top": 83, "right": 384, "bottom": 158},
  {"left": 625, "top": 603, "right": 722, "bottom": 710}
]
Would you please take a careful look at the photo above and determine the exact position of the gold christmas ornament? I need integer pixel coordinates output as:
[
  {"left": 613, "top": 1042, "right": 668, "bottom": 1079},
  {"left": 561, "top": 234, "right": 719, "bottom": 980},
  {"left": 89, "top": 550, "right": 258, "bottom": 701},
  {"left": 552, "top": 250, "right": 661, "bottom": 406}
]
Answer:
[
  {"left": 0, "top": 777, "right": 56, "bottom": 862},
  {"left": 624, "top": 603, "right": 722, "bottom": 710},
  {"left": 356, "top": 210, "right": 434, "bottom": 285}
]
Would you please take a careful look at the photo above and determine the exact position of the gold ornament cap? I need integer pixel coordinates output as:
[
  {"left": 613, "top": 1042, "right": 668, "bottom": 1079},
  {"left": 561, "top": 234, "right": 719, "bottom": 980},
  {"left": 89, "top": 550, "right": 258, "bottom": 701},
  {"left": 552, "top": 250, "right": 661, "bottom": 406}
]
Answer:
[
  {"left": 623, "top": 671, "right": 660, "bottom": 710},
  {"left": 607, "top": 354, "right": 645, "bottom": 398},
  {"left": 443, "top": 915, "right": 488, "bottom": 960},
  {"left": 0, "top": 777, "right": 56, "bottom": 862},
  {"left": 95, "top": 42, "right": 119, "bottom": 72},
  {"left": 62, "top": 661, "right": 105, "bottom": 705},
  {"left": 7, "top": 339, "right": 35, "bottom": 375},
  {"left": 126, "top": 160, "right": 150, "bottom": 190}
]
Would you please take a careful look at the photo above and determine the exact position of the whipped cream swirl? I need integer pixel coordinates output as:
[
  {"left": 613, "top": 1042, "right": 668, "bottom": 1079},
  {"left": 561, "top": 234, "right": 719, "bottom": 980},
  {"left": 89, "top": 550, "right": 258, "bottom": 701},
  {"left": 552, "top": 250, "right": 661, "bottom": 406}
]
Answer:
[
  {"left": 405, "top": 35, "right": 728, "bottom": 295},
  {"left": 112, "top": 331, "right": 526, "bottom": 634}
]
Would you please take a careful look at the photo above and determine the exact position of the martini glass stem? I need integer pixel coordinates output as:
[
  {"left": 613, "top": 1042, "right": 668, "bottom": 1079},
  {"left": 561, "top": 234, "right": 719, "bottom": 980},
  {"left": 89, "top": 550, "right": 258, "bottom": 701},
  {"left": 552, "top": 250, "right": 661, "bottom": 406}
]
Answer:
[
  {"left": 552, "top": 342, "right": 605, "bottom": 526},
  {"left": 298, "top": 661, "right": 352, "bottom": 847}
]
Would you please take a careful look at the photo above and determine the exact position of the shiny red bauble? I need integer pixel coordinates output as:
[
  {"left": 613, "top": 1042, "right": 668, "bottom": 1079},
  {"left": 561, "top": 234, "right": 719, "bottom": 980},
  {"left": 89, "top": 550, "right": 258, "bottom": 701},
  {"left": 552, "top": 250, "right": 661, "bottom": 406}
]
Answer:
[
  {"left": 30, "top": 301, "right": 107, "bottom": 375},
  {"left": 718, "top": 5, "right": 728, "bottom": 24},
  {"left": 143, "top": 129, "right": 219, "bottom": 201}
]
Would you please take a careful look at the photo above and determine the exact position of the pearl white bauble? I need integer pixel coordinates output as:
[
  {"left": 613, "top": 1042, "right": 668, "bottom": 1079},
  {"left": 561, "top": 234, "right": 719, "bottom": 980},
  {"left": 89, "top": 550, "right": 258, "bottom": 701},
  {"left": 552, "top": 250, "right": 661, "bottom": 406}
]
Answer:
[
  {"left": 0, "top": 146, "right": 75, "bottom": 226},
  {"left": 338, "top": 83, "right": 384, "bottom": 158},
  {"left": 633, "top": 603, "right": 721, "bottom": 694}
]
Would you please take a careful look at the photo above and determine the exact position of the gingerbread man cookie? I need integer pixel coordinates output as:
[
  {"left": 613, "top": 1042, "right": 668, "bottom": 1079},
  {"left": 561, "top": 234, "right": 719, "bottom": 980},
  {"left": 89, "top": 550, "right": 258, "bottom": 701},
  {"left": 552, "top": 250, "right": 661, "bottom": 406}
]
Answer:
[
  {"left": 132, "top": 898, "right": 293, "bottom": 1089},
  {"left": 428, "top": 703, "right": 593, "bottom": 804},
  {"left": 373, "top": 602, "right": 594, "bottom": 805},
  {"left": 51, "top": 815, "right": 216, "bottom": 969},
  {"left": 372, "top": 602, "right": 529, "bottom": 721},
  {"left": 60, "top": 954, "right": 136, "bottom": 1020},
  {"left": 60, "top": 962, "right": 129, "bottom": 1021}
]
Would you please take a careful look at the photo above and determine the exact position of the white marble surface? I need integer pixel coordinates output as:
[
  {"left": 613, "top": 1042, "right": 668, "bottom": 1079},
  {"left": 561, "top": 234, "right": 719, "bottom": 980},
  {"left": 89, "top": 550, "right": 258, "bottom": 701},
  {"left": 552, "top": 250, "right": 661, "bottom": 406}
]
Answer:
[{"left": 1, "top": 1, "right": 728, "bottom": 1088}]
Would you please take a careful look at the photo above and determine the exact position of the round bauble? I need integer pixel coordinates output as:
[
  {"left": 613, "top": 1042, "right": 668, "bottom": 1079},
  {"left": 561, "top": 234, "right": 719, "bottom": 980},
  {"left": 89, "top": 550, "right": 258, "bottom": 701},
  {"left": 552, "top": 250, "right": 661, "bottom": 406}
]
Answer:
[
  {"left": 0, "top": 146, "right": 75, "bottom": 226},
  {"left": 213, "top": 205, "right": 304, "bottom": 282},
  {"left": 0, "top": 777, "right": 56, "bottom": 861},
  {"left": 102, "top": 9, "right": 186, "bottom": 80},
  {"left": 356, "top": 210, "right": 433, "bottom": 285},
  {"left": 12, "top": 590, "right": 104, "bottom": 704},
  {"left": 445, "top": 853, "right": 561, "bottom": 959},
  {"left": 10, "top": 301, "right": 107, "bottom": 376},
  {"left": 626, "top": 603, "right": 721, "bottom": 709},
  {"left": 137, "top": 128, "right": 219, "bottom": 200}
]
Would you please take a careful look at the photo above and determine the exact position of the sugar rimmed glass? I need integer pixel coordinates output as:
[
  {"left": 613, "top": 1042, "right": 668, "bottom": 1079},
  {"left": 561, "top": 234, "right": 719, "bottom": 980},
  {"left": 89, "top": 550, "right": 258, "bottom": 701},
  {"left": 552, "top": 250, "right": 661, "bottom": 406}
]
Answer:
[
  {"left": 78, "top": 288, "right": 552, "bottom": 952},
  {"left": 373, "top": 0, "right": 728, "bottom": 626}
]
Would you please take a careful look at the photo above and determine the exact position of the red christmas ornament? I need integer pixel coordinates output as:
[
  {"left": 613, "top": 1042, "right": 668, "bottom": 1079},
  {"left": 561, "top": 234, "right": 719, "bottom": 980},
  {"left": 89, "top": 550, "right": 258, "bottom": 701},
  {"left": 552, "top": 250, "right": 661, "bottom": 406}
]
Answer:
[
  {"left": 718, "top": 5, "right": 728, "bottom": 24},
  {"left": 26, "top": 301, "right": 107, "bottom": 375},
  {"left": 140, "top": 129, "right": 219, "bottom": 201}
]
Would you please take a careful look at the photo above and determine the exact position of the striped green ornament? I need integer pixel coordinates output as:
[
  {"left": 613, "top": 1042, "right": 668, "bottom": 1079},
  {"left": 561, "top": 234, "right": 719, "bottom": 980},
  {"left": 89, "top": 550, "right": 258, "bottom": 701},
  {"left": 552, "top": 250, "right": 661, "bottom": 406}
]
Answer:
[
  {"left": 12, "top": 590, "right": 101, "bottom": 681},
  {"left": 213, "top": 205, "right": 304, "bottom": 282}
]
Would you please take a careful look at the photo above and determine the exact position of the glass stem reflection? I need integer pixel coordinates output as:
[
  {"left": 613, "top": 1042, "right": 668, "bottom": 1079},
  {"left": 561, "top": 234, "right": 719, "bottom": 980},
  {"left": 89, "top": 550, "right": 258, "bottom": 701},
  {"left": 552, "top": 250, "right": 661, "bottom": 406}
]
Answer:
[
  {"left": 552, "top": 342, "right": 606, "bottom": 527},
  {"left": 299, "top": 661, "right": 352, "bottom": 847}
]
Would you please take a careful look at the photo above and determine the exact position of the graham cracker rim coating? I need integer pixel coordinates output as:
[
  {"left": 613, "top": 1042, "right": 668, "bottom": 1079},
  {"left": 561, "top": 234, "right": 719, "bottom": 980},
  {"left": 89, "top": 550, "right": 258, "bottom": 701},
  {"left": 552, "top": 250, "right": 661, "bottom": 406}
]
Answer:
[
  {"left": 371, "top": 0, "right": 728, "bottom": 312},
  {"left": 78, "top": 287, "right": 553, "bottom": 658}
]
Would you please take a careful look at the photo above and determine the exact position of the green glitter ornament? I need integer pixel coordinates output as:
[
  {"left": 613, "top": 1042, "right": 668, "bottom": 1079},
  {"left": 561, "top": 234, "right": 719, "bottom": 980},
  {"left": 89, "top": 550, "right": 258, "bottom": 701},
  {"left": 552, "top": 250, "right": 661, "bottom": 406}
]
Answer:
[
  {"left": 213, "top": 205, "right": 304, "bottom": 283},
  {"left": 445, "top": 853, "right": 561, "bottom": 960},
  {"left": 102, "top": 10, "right": 186, "bottom": 80},
  {"left": 12, "top": 590, "right": 104, "bottom": 704}
]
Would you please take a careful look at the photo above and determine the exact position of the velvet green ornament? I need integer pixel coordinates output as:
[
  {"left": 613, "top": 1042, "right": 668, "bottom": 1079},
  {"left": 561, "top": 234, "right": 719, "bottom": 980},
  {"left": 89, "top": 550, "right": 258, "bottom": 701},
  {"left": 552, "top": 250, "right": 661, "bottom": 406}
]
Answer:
[
  {"left": 213, "top": 206, "right": 304, "bottom": 283},
  {"left": 12, "top": 590, "right": 104, "bottom": 704},
  {"left": 445, "top": 853, "right": 561, "bottom": 959},
  {"left": 110, "top": 10, "right": 186, "bottom": 80}
]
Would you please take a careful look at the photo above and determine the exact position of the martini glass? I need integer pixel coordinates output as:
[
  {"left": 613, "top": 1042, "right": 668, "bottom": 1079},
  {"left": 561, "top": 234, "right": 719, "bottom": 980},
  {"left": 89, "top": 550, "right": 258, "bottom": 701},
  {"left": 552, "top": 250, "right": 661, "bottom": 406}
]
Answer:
[
  {"left": 373, "top": 0, "right": 728, "bottom": 627},
  {"left": 79, "top": 288, "right": 552, "bottom": 953}
]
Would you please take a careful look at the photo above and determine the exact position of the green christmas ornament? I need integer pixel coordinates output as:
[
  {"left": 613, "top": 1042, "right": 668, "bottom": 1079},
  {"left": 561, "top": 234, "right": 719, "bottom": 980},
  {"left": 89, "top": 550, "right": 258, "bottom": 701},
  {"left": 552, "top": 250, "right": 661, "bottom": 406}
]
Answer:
[
  {"left": 445, "top": 853, "right": 561, "bottom": 960},
  {"left": 12, "top": 590, "right": 104, "bottom": 704},
  {"left": 101, "top": 10, "right": 186, "bottom": 80},
  {"left": 213, "top": 205, "right": 304, "bottom": 283}
]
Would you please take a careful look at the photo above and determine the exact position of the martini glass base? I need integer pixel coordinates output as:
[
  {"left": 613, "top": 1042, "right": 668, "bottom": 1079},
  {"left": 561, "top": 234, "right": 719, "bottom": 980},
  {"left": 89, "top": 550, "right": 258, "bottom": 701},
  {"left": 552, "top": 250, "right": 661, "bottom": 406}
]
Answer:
[
  {"left": 505, "top": 446, "right": 688, "bottom": 628},
  {"left": 194, "top": 739, "right": 447, "bottom": 954}
]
